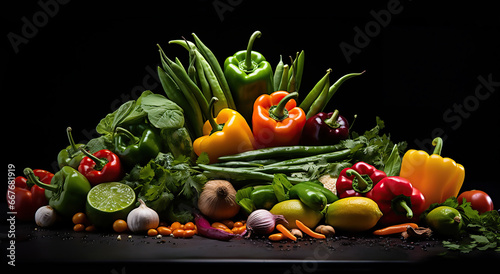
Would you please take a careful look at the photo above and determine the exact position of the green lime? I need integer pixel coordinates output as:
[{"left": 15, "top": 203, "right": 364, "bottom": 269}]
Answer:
[
  {"left": 86, "top": 182, "right": 136, "bottom": 228},
  {"left": 425, "top": 206, "right": 462, "bottom": 237},
  {"left": 270, "top": 199, "right": 323, "bottom": 229}
]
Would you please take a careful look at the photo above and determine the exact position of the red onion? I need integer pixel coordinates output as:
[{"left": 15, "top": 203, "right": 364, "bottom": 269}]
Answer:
[
  {"left": 246, "top": 209, "right": 288, "bottom": 236},
  {"left": 194, "top": 213, "right": 243, "bottom": 241}
]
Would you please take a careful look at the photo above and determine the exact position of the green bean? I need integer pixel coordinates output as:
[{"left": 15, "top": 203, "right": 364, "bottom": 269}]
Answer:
[
  {"left": 265, "top": 148, "right": 352, "bottom": 167},
  {"left": 292, "top": 50, "right": 305, "bottom": 92},
  {"left": 306, "top": 69, "right": 331, "bottom": 119},
  {"left": 217, "top": 141, "right": 357, "bottom": 162},
  {"left": 273, "top": 55, "right": 284, "bottom": 92},
  {"left": 198, "top": 164, "right": 305, "bottom": 184},
  {"left": 197, "top": 50, "right": 227, "bottom": 115},
  {"left": 278, "top": 64, "right": 289, "bottom": 91},
  {"left": 157, "top": 66, "right": 203, "bottom": 138},
  {"left": 165, "top": 54, "right": 211, "bottom": 120},
  {"left": 322, "top": 70, "right": 365, "bottom": 112},
  {"left": 299, "top": 68, "right": 331, "bottom": 113},
  {"left": 192, "top": 33, "right": 236, "bottom": 109}
]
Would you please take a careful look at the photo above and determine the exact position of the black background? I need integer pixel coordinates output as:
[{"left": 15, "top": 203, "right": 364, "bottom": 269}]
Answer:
[{"left": 3, "top": 0, "right": 500, "bottom": 205}]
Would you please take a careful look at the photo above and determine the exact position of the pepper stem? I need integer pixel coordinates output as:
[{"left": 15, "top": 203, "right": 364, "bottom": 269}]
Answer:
[
  {"left": 345, "top": 169, "right": 374, "bottom": 193},
  {"left": 79, "top": 147, "right": 108, "bottom": 171},
  {"left": 269, "top": 92, "right": 298, "bottom": 121},
  {"left": 243, "top": 31, "right": 262, "bottom": 72},
  {"left": 207, "top": 97, "right": 225, "bottom": 134},
  {"left": 66, "top": 127, "right": 79, "bottom": 154},
  {"left": 399, "top": 199, "right": 414, "bottom": 218},
  {"left": 324, "top": 109, "right": 340, "bottom": 129},
  {"left": 24, "top": 168, "right": 58, "bottom": 192},
  {"left": 432, "top": 137, "right": 443, "bottom": 155},
  {"left": 115, "top": 127, "right": 140, "bottom": 144}
]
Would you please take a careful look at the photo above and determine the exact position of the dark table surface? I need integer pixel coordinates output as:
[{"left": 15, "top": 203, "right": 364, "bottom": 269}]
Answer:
[{"left": 2, "top": 223, "right": 499, "bottom": 274}]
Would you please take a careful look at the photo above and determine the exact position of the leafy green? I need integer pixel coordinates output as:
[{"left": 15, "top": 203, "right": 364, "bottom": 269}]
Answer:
[
  {"left": 348, "top": 116, "right": 407, "bottom": 172},
  {"left": 422, "top": 197, "right": 500, "bottom": 253},
  {"left": 121, "top": 152, "right": 207, "bottom": 222},
  {"left": 140, "top": 93, "right": 184, "bottom": 130}
]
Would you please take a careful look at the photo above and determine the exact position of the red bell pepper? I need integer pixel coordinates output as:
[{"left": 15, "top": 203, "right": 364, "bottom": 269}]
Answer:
[
  {"left": 252, "top": 91, "right": 306, "bottom": 148},
  {"left": 366, "top": 176, "right": 426, "bottom": 225},
  {"left": 6, "top": 169, "right": 53, "bottom": 221},
  {"left": 78, "top": 148, "right": 123, "bottom": 186},
  {"left": 337, "top": 162, "right": 387, "bottom": 199}
]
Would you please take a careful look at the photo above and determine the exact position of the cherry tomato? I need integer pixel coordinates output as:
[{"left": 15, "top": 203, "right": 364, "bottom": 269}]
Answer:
[{"left": 458, "top": 190, "right": 494, "bottom": 214}]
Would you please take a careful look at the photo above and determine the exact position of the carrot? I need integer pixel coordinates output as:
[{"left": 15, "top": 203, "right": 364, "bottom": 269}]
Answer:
[
  {"left": 276, "top": 224, "right": 297, "bottom": 241},
  {"left": 373, "top": 223, "right": 419, "bottom": 236},
  {"left": 295, "top": 220, "right": 326, "bottom": 239},
  {"left": 268, "top": 233, "right": 286, "bottom": 241}
]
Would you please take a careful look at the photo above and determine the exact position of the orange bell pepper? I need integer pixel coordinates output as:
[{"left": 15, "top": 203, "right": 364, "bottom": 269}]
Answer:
[
  {"left": 193, "top": 98, "right": 255, "bottom": 163},
  {"left": 399, "top": 137, "right": 465, "bottom": 209},
  {"left": 252, "top": 91, "right": 306, "bottom": 148}
]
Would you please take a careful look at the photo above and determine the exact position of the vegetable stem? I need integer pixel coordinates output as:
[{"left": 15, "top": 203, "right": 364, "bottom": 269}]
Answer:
[{"left": 243, "top": 31, "right": 262, "bottom": 72}]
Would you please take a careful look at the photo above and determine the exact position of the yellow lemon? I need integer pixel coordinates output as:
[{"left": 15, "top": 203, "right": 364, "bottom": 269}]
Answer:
[
  {"left": 325, "top": 197, "right": 382, "bottom": 232},
  {"left": 270, "top": 199, "right": 323, "bottom": 229}
]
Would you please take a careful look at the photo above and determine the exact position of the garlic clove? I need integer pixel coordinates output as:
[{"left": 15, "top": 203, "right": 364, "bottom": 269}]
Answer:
[{"left": 35, "top": 205, "right": 58, "bottom": 227}]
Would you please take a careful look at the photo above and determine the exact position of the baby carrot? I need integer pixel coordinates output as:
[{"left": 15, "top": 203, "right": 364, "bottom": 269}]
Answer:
[
  {"left": 268, "top": 233, "right": 286, "bottom": 241},
  {"left": 276, "top": 224, "right": 297, "bottom": 241},
  {"left": 295, "top": 220, "right": 326, "bottom": 239},
  {"left": 373, "top": 223, "right": 419, "bottom": 236}
]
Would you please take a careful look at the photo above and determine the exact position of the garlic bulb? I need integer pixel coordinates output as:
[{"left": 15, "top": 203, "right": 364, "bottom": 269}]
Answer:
[
  {"left": 126, "top": 199, "right": 159, "bottom": 233},
  {"left": 197, "top": 180, "right": 240, "bottom": 220},
  {"left": 35, "top": 205, "right": 57, "bottom": 227}
]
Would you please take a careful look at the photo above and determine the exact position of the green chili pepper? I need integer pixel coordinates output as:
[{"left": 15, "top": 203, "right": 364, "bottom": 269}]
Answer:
[
  {"left": 289, "top": 183, "right": 328, "bottom": 211},
  {"left": 113, "top": 124, "right": 162, "bottom": 170},
  {"left": 24, "top": 166, "right": 91, "bottom": 218},
  {"left": 57, "top": 127, "right": 86, "bottom": 169}
]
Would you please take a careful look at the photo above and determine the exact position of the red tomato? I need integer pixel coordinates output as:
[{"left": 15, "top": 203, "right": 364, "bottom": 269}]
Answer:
[{"left": 458, "top": 190, "right": 494, "bottom": 214}]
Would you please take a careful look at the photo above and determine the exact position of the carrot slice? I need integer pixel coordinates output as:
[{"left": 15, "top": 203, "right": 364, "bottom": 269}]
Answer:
[
  {"left": 373, "top": 223, "right": 419, "bottom": 236},
  {"left": 276, "top": 224, "right": 297, "bottom": 241},
  {"left": 295, "top": 220, "right": 326, "bottom": 239}
]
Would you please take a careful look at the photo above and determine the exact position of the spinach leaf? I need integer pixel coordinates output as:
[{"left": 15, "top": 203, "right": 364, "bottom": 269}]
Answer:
[{"left": 141, "top": 93, "right": 184, "bottom": 130}]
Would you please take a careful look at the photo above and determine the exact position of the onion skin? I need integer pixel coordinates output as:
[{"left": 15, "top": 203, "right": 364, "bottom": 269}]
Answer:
[
  {"left": 194, "top": 213, "right": 245, "bottom": 241},
  {"left": 198, "top": 180, "right": 240, "bottom": 220},
  {"left": 246, "top": 209, "right": 288, "bottom": 236}
]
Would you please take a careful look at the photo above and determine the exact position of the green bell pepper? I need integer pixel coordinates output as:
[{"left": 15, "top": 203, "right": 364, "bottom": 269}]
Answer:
[
  {"left": 24, "top": 166, "right": 91, "bottom": 218},
  {"left": 250, "top": 185, "right": 278, "bottom": 210},
  {"left": 224, "top": 30, "right": 273, "bottom": 123},
  {"left": 113, "top": 124, "right": 162, "bottom": 169},
  {"left": 57, "top": 127, "right": 86, "bottom": 169}
]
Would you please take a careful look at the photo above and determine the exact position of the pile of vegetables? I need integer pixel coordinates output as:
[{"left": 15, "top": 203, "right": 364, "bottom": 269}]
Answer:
[{"left": 7, "top": 30, "right": 499, "bottom": 254}]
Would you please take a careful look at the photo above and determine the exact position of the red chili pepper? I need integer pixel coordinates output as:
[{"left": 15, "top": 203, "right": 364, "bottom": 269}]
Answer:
[
  {"left": 6, "top": 169, "right": 53, "bottom": 221},
  {"left": 366, "top": 176, "right": 426, "bottom": 226},
  {"left": 336, "top": 162, "right": 387, "bottom": 199},
  {"left": 78, "top": 148, "right": 123, "bottom": 186}
]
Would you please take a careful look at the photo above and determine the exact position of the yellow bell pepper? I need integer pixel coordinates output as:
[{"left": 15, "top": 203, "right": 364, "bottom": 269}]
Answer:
[
  {"left": 193, "top": 106, "right": 255, "bottom": 164},
  {"left": 399, "top": 137, "right": 465, "bottom": 209}
]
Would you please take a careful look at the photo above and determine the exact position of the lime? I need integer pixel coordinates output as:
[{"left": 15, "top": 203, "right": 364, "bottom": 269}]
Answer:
[
  {"left": 425, "top": 206, "right": 462, "bottom": 237},
  {"left": 270, "top": 199, "right": 323, "bottom": 229},
  {"left": 325, "top": 197, "right": 382, "bottom": 232},
  {"left": 86, "top": 182, "right": 136, "bottom": 228}
]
